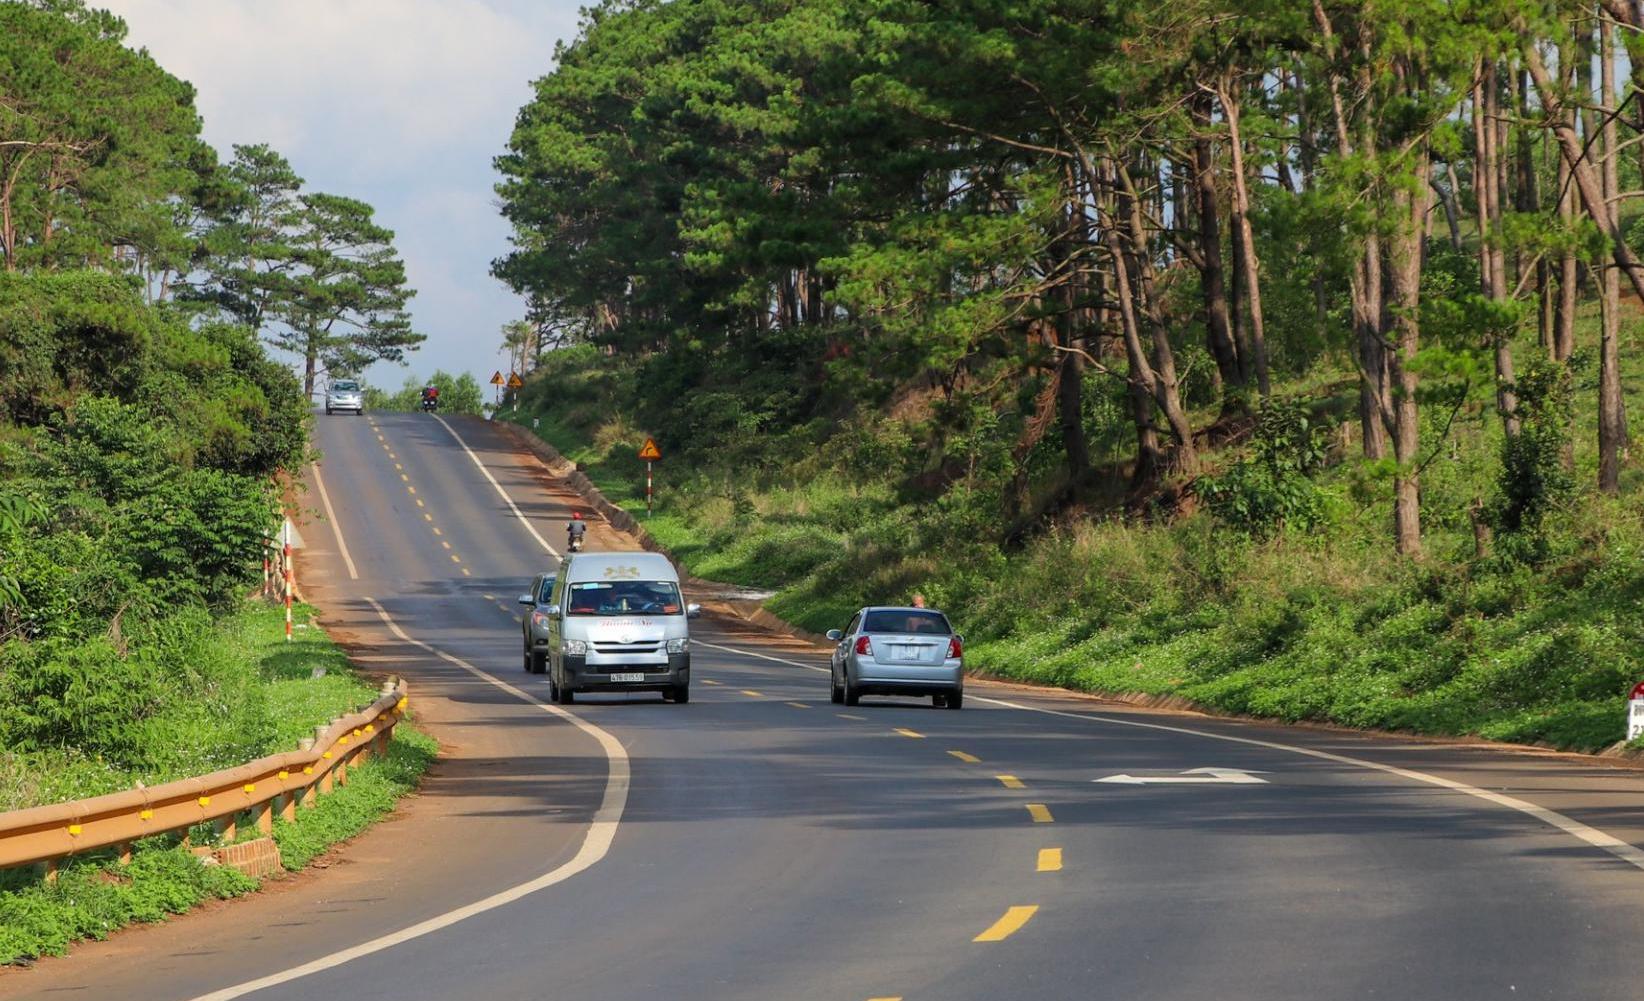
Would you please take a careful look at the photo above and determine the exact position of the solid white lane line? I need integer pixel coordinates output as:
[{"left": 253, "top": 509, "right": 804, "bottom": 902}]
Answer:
[
  {"left": 184, "top": 598, "right": 629, "bottom": 1001},
  {"left": 696, "top": 641, "right": 1644, "bottom": 872},
  {"left": 310, "top": 462, "right": 358, "bottom": 580},
  {"left": 431, "top": 414, "right": 560, "bottom": 559}
]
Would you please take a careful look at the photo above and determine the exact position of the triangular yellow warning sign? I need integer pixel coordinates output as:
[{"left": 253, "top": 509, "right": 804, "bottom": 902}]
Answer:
[
  {"left": 508, "top": 372, "right": 524, "bottom": 388},
  {"left": 637, "top": 437, "right": 663, "bottom": 461},
  {"left": 489, "top": 370, "right": 504, "bottom": 385}
]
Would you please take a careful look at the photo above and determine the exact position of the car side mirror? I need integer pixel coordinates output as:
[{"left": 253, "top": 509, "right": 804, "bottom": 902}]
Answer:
[
  {"left": 545, "top": 604, "right": 561, "bottom": 617},
  {"left": 825, "top": 629, "right": 843, "bottom": 642},
  {"left": 686, "top": 603, "right": 701, "bottom": 619},
  {"left": 517, "top": 594, "right": 534, "bottom": 606}
]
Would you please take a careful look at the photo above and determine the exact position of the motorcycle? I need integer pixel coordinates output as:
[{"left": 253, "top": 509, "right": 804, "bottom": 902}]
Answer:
[
  {"left": 567, "top": 534, "right": 584, "bottom": 553},
  {"left": 420, "top": 395, "right": 439, "bottom": 412}
]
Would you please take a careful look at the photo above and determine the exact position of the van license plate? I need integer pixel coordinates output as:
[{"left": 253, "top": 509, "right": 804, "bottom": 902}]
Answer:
[{"left": 610, "top": 672, "right": 646, "bottom": 682}]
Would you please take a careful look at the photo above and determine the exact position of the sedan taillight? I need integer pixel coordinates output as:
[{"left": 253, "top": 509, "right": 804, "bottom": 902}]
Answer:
[
  {"left": 855, "top": 635, "right": 873, "bottom": 657},
  {"left": 947, "top": 635, "right": 962, "bottom": 659}
]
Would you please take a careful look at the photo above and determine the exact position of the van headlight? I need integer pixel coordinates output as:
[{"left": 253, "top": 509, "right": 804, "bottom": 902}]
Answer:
[
  {"left": 563, "top": 639, "right": 587, "bottom": 656},
  {"left": 666, "top": 638, "right": 689, "bottom": 654}
]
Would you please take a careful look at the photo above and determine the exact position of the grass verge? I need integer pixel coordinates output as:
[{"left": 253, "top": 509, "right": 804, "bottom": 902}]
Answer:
[{"left": 0, "top": 606, "right": 439, "bottom": 966}]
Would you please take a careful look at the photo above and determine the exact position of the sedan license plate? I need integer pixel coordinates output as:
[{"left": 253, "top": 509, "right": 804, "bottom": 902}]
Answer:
[{"left": 609, "top": 672, "right": 646, "bottom": 683}]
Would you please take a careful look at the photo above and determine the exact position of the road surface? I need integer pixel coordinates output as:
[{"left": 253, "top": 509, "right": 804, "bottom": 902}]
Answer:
[{"left": 7, "top": 411, "right": 1644, "bottom": 1001}]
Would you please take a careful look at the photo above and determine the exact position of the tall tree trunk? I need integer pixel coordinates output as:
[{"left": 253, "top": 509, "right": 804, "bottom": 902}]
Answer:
[
  {"left": 1474, "top": 62, "right": 1521, "bottom": 438},
  {"left": 1112, "top": 160, "right": 1198, "bottom": 472},
  {"left": 1524, "top": 42, "right": 1644, "bottom": 314},
  {"left": 1218, "top": 77, "right": 1271, "bottom": 395},
  {"left": 1310, "top": 0, "right": 1388, "bottom": 457},
  {"left": 1190, "top": 93, "right": 1242, "bottom": 394},
  {"left": 1058, "top": 172, "right": 1091, "bottom": 482},
  {"left": 1599, "top": 18, "right": 1630, "bottom": 494},
  {"left": 1095, "top": 162, "right": 1195, "bottom": 476},
  {"left": 1387, "top": 158, "right": 1430, "bottom": 556}
]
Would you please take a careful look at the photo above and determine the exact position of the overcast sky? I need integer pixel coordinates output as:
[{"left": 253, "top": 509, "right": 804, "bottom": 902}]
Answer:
[{"left": 101, "top": 0, "right": 586, "bottom": 391}]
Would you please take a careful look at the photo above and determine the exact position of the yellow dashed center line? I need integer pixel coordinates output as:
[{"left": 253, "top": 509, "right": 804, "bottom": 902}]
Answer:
[
  {"left": 739, "top": 689, "right": 763, "bottom": 698},
  {"left": 407, "top": 486, "right": 416, "bottom": 495},
  {"left": 1037, "top": 848, "right": 1063, "bottom": 872},
  {"left": 867, "top": 997, "right": 904, "bottom": 1001},
  {"left": 836, "top": 713, "right": 866, "bottom": 721},
  {"left": 894, "top": 728, "right": 924, "bottom": 739},
  {"left": 484, "top": 594, "right": 497, "bottom": 601},
  {"left": 400, "top": 473, "right": 409, "bottom": 482},
  {"left": 432, "top": 527, "right": 442, "bottom": 536},
  {"left": 995, "top": 774, "right": 1025, "bottom": 789},
  {"left": 450, "top": 554, "right": 461, "bottom": 564},
  {"left": 387, "top": 452, "right": 396, "bottom": 459},
  {"left": 786, "top": 701, "right": 810, "bottom": 709},
  {"left": 441, "top": 541, "right": 452, "bottom": 550},
  {"left": 461, "top": 568, "right": 471, "bottom": 576},
  {"left": 1025, "top": 803, "right": 1053, "bottom": 823},
  {"left": 701, "top": 679, "right": 722, "bottom": 686},
  {"left": 973, "top": 905, "right": 1038, "bottom": 943},
  {"left": 394, "top": 463, "right": 403, "bottom": 471},
  {"left": 422, "top": 511, "right": 431, "bottom": 520},
  {"left": 947, "top": 750, "right": 981, "bottom": 764}
]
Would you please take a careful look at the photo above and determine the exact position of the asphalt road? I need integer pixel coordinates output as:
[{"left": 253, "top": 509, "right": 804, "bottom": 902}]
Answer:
[{"left": 8, "top": 410, "right": 1644, "bottom": 1001}]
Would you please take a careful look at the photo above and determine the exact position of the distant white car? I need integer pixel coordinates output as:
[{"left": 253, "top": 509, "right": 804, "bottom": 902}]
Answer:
[{"left": 325, "top": 379, "right": 364, "bottom": 416}]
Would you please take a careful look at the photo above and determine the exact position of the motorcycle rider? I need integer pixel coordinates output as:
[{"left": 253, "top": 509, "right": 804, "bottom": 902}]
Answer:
[
  {"left": 567, "top": 511, "right": 588, "bottom": 551},
  {"left": 420, "top": 385, "right": 440, "bottom": 410}
]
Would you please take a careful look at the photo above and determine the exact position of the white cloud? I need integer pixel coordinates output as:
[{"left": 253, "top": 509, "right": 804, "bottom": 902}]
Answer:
[{"left": 99, "top": 0, "right": 584, "bottom": 384}]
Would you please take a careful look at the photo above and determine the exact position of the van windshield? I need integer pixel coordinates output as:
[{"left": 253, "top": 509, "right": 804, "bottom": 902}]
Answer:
[{"left": 566, "top": 581, "right": 682, "bottom": 616}]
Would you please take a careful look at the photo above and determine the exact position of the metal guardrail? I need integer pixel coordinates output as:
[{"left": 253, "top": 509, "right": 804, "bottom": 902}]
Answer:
[{"left": 0, "top": 679, "right": 410, "bottom": 876}]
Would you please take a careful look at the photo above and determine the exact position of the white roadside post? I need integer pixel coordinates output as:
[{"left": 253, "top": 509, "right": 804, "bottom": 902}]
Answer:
[{"left": 283, "top": 519, "right": 293, "bottom": 643}]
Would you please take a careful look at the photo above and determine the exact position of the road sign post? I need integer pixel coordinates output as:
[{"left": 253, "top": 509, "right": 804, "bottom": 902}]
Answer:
[
  {"left": 489, "top": 370, "right": 504, "bottom": 407},
  {"left": 1629, "top": 682, "right": 1644, "bottom": 741},
  {"left": 637, "top": 438, "right": 662, "bottom": 517}
]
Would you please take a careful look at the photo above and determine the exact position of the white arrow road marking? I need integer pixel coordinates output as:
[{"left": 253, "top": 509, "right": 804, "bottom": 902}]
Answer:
[
  {"left": 688, "top": 641, "right": 1644, "bottom": 872},
  {"left": 1096, "top": 767, "right": 1269, "bottom": 786}
]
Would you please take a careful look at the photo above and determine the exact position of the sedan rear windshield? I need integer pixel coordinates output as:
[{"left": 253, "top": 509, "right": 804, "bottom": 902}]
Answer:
[
  {"left": 331, "top": 381, "right": 360, "bottom": 392},
  {"left": 862, "top": 610, "right": 951, "bottom": 635},
  {"left": 566, "top": 581, "right": 682, "bottom": 616}
]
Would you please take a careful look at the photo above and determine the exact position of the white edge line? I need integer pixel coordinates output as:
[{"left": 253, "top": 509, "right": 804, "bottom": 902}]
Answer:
[
  {"left": 310, "top": 462, "right": 358, "bottom": 581},
  {"left": 185, "top": 597, "right": 628, "bottom": 1001},
  {"left": 431, "top": 413, "right": 561, "bottom": 559},
  {"left": 695, "top": 641, "right": 1644, "bottom": 871}
]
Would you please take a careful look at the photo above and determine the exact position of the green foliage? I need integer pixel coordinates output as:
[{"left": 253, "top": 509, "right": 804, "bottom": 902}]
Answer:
[
  {"left": 1198, "top": 399, "right": 1333, "bottom": 534},
  {"left": 0, "top": 2, "right": 209, "bottom": 274},
  {"left": 364, "top": 371, "right": 484, "bottom": 415},
  {"left": 1488, "top": 355, "right": 1576, "bottom": 562},
  {"left": 0, "top": 844, "right": 255, "bottom": 965}
]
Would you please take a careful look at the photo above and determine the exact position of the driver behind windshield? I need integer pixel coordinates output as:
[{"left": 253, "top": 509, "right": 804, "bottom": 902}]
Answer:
[{"left": 565, "top": 581, "right": 682, "bottom": 615}]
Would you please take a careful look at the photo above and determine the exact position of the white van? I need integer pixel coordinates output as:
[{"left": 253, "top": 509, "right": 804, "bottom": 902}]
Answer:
[{"left": 544, "top": 551, "right": 699, "bottom": 704}]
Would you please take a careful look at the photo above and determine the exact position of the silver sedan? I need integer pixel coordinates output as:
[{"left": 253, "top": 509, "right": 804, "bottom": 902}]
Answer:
[{"left": 827, "top": 606, "right": 964, "bottom": 709}]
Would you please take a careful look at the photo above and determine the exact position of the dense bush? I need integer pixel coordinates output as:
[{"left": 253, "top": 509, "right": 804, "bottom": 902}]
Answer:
[{"left": 0, "top": 271, "right": 309, "bottom": 782}]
